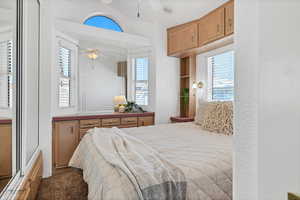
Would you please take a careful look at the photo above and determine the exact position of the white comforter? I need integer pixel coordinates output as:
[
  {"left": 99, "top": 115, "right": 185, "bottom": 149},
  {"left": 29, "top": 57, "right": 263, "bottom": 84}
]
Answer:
[{"left": 69, "top": 123, "right": 232, "bottom": 200}]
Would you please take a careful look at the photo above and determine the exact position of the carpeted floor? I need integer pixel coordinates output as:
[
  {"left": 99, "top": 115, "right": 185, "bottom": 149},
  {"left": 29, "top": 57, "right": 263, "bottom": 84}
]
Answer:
[
  {"left": 0, "top": 177, "right": 11, "bottom": 194},
  {"left": 37, "top": 168, "right": 88, "bottom": 200}
]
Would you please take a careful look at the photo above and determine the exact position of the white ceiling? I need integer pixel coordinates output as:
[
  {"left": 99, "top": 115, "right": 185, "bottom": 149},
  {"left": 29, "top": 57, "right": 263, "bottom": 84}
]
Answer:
[
  {"left": 110, "top": 0, "right": 229, "bottom": 27},
  {"left": 54, "top": 0, "right": 229, "bottom": 28}
]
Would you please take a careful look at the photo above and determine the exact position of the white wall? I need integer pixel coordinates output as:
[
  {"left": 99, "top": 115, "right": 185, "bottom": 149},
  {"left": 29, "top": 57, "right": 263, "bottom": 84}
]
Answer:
[
  {"left": 79, "top": 54, "right": 125, "bottom": 113},
  {"left": 235, "top": 0, "right": 300, "bottom": 199},
  {"left": 52, "top": 0, "right": 180, "bottom": 123},
  {"left": 257, "top": 1, "right": 300, "bottom": 199},
  {"left": 23, "top": 0, "right": 40, "bottom": 166},
  {"left": 38, "top": 0, "right": 181, "bottom": 178},
  {"left": 153, "top": 24, "right": 180, "bottom": 123},
  {"left": 39, "top": 0, "right": 54, "bottom": 178}
]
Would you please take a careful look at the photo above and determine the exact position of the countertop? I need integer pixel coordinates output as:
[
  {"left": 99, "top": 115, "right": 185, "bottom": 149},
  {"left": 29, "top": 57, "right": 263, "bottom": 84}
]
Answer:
[{"left": 52, "top": 112, "right": 155, "bottom": 122}]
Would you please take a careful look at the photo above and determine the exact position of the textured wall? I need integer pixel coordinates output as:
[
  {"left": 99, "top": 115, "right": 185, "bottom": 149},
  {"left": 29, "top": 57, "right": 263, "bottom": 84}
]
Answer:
[
  {"left": 235, "top": 0, "right": 300, "bottom": 199},
  {"left": 257, "top": 1, "right": 300, "bottom": 199},
  {"left": 234, "top": 0, "right": 259, "bottom": 199}
]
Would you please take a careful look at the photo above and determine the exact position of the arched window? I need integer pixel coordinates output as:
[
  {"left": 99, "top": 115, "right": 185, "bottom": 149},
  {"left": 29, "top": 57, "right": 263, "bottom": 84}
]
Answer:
[{"left": 83, "top": 16, "right": 123, "bottom": 32}]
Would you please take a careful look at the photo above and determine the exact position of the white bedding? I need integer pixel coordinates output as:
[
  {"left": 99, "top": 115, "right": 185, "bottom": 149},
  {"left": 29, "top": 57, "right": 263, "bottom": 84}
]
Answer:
[{"left": 69, "top": 122, "right": 232, "bottom": 200}]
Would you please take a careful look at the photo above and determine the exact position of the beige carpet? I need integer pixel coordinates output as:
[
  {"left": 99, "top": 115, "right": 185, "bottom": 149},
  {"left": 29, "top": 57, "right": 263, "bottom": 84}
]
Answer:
[
  {"left": 0, "top": 177, "right": 11, "bottom": 194},
  {"left": 37, "top": 168, "right": 88, "bottom": 200}
]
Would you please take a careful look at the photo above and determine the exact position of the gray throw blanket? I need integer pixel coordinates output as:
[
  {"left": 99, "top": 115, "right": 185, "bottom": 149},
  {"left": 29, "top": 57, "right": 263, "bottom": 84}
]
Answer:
[{"left": 91, "top": 127, "right": 187, "bottom": 200}]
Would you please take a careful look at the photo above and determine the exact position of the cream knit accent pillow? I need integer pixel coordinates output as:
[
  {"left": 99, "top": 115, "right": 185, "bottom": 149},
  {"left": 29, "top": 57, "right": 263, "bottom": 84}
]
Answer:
[{"left": 196, "top": 101, "right": 233, "bottom": 135}]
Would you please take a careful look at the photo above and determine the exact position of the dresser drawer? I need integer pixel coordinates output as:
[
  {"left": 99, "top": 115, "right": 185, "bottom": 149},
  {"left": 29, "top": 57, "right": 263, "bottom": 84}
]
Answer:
[
  {"left": 118, "top": 124, "right": 138, "bottom": 128},
  {"left": 102, "top": 118, "right": 120, "bottom": 127},
  {"left": 138, "top": 116, "right": 154, "bottom": 127},
  {"left": 79, "top": 128, "right": 91, "bottom": 140},
  {"left": 80, "top": 119, "right": 100, "bottom": 128},
  {"left": 121, "top": 117, "right": 138, "bottom": 125}
]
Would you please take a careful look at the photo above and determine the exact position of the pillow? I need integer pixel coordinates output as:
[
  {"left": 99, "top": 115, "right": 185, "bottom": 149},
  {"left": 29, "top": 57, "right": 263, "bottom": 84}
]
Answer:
[
  {"left": 196, "top": 101, "right": 233, "bottom": 135},
  {"left": 195, "top": 101, "right": 214, "bottom": 126}
]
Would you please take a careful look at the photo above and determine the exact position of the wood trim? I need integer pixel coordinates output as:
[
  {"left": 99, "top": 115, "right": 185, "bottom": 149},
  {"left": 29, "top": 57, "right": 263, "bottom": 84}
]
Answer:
[
  {"left": 188, "top": 55, "right": 196, "bottom": 118},
  {"left": 175, "top": 35, "right": 234, "bottom": 58},
  {"left": 16, "top": 152, "right": 43, "bottom": 200},
  {"left": 52, "top": 112, "right": 155, "bottom": 122},
  {"left": 170, "top": 117, "right": 194, "bottom": 123}
]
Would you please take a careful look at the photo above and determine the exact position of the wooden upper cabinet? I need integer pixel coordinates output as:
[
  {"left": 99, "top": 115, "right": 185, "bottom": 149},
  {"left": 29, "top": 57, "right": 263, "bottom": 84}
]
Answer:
[
  {"left": 225, "top": 0, "right": 234, "bottom": 35},
  {"left": 167, "top": 1, "right": 234, "bottom": 57},
  {"left": 168, "top": 23, "right": 198, "bottom": 55},
  {"left": 198, "top": 7, "right": 225, "bottom": 47},
  {"left": 53, "top": 121, "right": 79, "bottom": 168}
]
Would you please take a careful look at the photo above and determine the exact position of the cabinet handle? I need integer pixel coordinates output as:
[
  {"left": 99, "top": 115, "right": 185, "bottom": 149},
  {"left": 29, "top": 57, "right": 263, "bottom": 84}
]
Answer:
[
  {"left": 70, "top": 127, "right": 74, "bottom": 134},
  {"left": 191, "top": 35, "right": 194, "bottom": 42},
  {"left": 228, "top": 19, "right": 232, "bottom": 27},
  {"left": 217, "top": 24, "right": 220, "bottom": 33}
]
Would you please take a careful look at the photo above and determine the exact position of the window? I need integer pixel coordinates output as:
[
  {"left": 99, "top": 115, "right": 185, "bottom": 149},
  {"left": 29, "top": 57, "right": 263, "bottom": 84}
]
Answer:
[
  {"left": 56, "top": 39, "right": 77, "bottom": 109},
  {"left": 0, "top": 40, "right": 13, "bottom": 109},
  {"left": 83, "top": 16, "right": 123, "bottom": 32},
  {"left": 133, "top": 57, "right": 149, "bottom": 106},
  {"left": 208, "top": 50, "right": 234, "bottom": 101}
]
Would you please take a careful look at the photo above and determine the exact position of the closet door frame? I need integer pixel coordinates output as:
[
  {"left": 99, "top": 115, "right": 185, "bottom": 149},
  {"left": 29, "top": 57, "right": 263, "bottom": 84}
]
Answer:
[{"left": 0, "top": 0, "right": 23, "bottom": 199}]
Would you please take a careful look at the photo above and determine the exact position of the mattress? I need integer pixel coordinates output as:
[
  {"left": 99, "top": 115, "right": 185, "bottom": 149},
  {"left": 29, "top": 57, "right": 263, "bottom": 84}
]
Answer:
[{"left": 69, "top": 122, "right": 232, "bottom": 200}]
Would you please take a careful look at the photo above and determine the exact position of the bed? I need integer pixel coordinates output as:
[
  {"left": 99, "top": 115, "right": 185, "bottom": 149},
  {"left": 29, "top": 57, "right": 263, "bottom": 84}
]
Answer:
[{"left": 69, "top": 122, "right": 232, "bottom": 200}]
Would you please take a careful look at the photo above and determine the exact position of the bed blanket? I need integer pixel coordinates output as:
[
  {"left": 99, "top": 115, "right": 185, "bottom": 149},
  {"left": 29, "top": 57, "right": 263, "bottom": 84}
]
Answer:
[{"left": 71, "top": 127, "right": 186, "bottom": 200}]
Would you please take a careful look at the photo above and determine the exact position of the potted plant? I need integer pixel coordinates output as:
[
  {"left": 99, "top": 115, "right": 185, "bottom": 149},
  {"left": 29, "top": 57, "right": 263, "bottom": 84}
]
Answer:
[{"left": 125, "top": 101, "right": 145, "bottom": 113}]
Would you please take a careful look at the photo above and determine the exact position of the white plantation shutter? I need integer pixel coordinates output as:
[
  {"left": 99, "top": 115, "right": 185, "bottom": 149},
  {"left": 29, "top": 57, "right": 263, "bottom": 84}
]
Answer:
[
  {"left": 208, "top": 51, "right": 234, "bottom": 101},
  {"left": 134, "top": 57, "right": 149, "bottom": 106},
  {"left": 0, "top": 40, "right": 13, "bottom": 109},
  {"left": 58, "top": 45, "right": 72, "bottom": 108}
]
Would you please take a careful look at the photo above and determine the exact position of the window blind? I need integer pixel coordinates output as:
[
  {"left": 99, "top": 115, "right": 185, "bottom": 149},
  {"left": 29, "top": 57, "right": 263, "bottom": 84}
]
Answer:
[
  {"left": 208, "top": 51, "right": 234, "bottom": 101},
  {"left": 134, "top": 57, "right": 149, "bottom": 106},
  {"left": 58, "top": 46, "right": 72, "bottom": 108},
  {"left": 0, "top": 40, "right": 13, "bottom": 109}
]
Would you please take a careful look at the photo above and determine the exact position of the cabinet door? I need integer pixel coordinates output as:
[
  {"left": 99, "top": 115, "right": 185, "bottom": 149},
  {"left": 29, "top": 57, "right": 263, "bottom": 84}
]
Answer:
[
  {"left": 0, "top": 124, "right": 12, "bottom": 178},
  {"left": 168, "top": 23, "right": 198, "bottom": 55},
  {"left": 198, "top": 7, "right": 225, "bottom": 47},
  {"left": 168, "top": 30, "right": 181, "bottom": 55},
  {"left": 54, "top": 121, "right": 79, "bottom": 168},
  {"left": 225, "top": 0, "right": 234, "bottom": 35}
]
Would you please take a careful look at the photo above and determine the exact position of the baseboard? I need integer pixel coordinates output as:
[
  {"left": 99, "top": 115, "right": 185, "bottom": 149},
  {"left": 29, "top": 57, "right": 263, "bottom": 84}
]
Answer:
[{"left": 15, "top": 152, "right": 43, "bottom": 200}]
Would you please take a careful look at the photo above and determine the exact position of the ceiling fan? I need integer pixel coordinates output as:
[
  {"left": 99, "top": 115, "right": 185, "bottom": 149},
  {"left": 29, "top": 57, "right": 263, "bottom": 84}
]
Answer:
[
  {"left": 100, "top": 0, "right": 173, "bottom": 17},
  {"left": 81, "top": 49, "right": 101, "bottom": 60},
  {"left": 146, "top": 0, "right": 173, "bottom": 14}
]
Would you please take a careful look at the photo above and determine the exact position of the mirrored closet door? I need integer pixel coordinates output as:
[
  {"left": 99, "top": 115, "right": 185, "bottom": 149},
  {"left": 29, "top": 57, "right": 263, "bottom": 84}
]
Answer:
[{"left": 0, "top": 0, "right": 17, "bottom": 194}]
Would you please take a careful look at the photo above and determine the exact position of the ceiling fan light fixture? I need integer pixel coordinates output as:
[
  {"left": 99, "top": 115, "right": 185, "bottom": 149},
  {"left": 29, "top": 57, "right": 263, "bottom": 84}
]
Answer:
[
  {"left": 86, "top": 49, "right": 100, "bottom": 60},
  {"left": 87, "top": 52, "right": 99, "bottom": 60}
]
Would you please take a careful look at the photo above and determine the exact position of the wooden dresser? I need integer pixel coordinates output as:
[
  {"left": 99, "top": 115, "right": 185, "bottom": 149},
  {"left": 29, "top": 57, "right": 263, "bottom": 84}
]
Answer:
[
  {"left": 52, "top": 112, "right": 155, "bottom": 170},
  {"left": 0, "top": 119, "right": 12, "bottom": 181}
]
